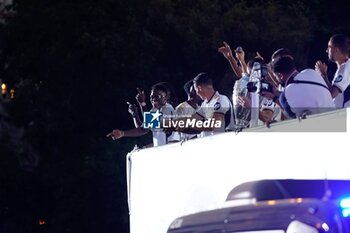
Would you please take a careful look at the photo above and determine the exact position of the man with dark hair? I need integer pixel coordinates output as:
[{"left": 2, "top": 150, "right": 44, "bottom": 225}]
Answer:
[
  {"left": 272, "top": 55, "right": 296, "bottom": 74},
  {"left": 265, "top": 56, "right": 334, "bottom": 118},
  {"left": 176, "top": 80, "right": 202, "bottom": 117},
  {"left": 174, "top": 80, "right": 202, "bottom": 140},
  {"left": 192, "top": 73, "right": 235, "bottom": 136},
  {"left": 106, "top": 82, "right": 178, "bottom": 147},
  {"left": 271, "top": 48, "right": 292, "bottom": 61},
  {"left": 193, "top": 72, "right": 213, "bottom": 87},
  {"left": 315, "top": 34, "right": 350, "bottom": 107},
  {"left": 171, "top": 73, "right": 234, "bottom": 137}
]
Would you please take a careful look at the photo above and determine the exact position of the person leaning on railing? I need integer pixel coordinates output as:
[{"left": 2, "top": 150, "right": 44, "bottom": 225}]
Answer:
[{"left": 261, "top": 55, "right": 335, "bottom": 118}]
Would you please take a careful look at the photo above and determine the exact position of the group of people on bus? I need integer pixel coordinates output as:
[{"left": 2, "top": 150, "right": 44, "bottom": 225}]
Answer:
[{"left": 107, "top": 34, "right": 350, "bottom": 147}]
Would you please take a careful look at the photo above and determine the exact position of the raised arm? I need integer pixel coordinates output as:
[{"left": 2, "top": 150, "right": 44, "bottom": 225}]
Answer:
[
  {"left": 236, "top": 47, "right": 248, "bottom": 75},
  {"left": 135, "top": 87, "right": 148, "bottom": 114},
  {"left": 218, "top": 41, "right": 242, "bottom": 79},
  {"left": 127, "top": 102, "right": 143, "bottom": 128}
]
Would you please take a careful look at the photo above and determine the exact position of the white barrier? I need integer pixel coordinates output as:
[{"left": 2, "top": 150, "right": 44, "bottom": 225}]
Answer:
[{"left": 127, "top": 109, "right": 349, "bottom": 233}]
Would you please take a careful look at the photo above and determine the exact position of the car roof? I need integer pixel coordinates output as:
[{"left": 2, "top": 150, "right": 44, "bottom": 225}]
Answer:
[{"left": 226, "top": 179, "right": 350, "bottom": 202}]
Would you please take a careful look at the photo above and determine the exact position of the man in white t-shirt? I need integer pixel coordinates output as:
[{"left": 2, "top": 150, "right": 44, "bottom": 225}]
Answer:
[
  {"left": 265, "top": 56, "right": 335, "bottom": 118},
  {"left": 193, "top": 73, "right": 234, "bottom": 137},
  {"left": 315, "top": 34, "right": 350, "bottom": 108},
  {"left": 172, "top": 73, "right": 234, "bottom": 137},
  {"left": 149, "top": 102, "right": 178, "bottom": 146}
]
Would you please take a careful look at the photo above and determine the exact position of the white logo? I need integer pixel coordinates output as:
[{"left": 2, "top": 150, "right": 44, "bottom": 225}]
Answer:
[
  {"left": 214, "top": 102, "right": 221, "bottom": 111},
  {"left": 266, "top": 99, "right": 274, "bottom": 107},
  {"left": 334, "top": 75, "right": 343, "bottom": 83}
]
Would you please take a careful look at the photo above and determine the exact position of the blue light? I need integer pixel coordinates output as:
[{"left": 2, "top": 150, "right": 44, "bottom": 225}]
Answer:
[
  {"left": 340, "top": 197, "right": 350, "bottom": 217},
  {"left": 340, "top": 198, "right": 350, "bottom": 208},
  {"left": 343, "top": 209, "right": 350, "bottom": 218}
]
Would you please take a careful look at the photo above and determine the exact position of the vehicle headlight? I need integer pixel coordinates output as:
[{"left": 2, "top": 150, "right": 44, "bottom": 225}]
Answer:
[
  {"left": 169, "top": 218, "right": 183, "bottom": 229},
  {"left": 340, "top": 197, "right": 350, "bottom": 217}
]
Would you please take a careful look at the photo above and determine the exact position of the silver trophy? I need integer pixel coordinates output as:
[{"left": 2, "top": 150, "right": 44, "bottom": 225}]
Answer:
[{"left": 232, "top": 79, "right": 251, "bottom": 130}]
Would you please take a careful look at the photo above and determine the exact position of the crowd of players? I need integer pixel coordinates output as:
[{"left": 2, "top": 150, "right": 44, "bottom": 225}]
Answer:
[{"left": 107, "top": 34, "right": 350, "bottom": 147}]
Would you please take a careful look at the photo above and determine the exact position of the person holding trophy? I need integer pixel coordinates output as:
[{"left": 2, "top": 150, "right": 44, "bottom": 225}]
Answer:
[{"left": 218, "top": 42, "right": 279, "bottom": 129}]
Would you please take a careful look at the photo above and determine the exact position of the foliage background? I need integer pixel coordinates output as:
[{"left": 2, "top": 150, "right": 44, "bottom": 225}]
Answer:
[{"left": 0, "top": 0, "right": 349, "bottom": 232}]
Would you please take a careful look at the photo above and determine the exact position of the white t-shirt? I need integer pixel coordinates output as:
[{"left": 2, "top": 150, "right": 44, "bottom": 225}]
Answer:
[
  {"left": 332, "top": 59, "right": 350, "bottom": 107},
  {"left": 285, "top": 69, "right": 335, "bottom": 117},
  {"left": 150, "top": 103, "right": 177, "bottom": 146},
  {"left": 196, "top": 91, "right": 234, "bottom": 137}
]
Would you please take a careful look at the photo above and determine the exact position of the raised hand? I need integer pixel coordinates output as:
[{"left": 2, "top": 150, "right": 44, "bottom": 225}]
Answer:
[
  {"left": 255, "top": 51, "right": 264, "bottom": 60},
  {"left": 127, "top": 102, "right": 138, "bottom": 117},
  {"left": 315, "top": 60, "right": 328, "bottom": 79},
  {"left": 235, "top": 47, "right": 245, "bottom": 63},
  {"left": 135, "top": 87, "right": 145, "bottom": 104},
  {"left": 218, "top": 41, "right": 234, "bottom": 60}
]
